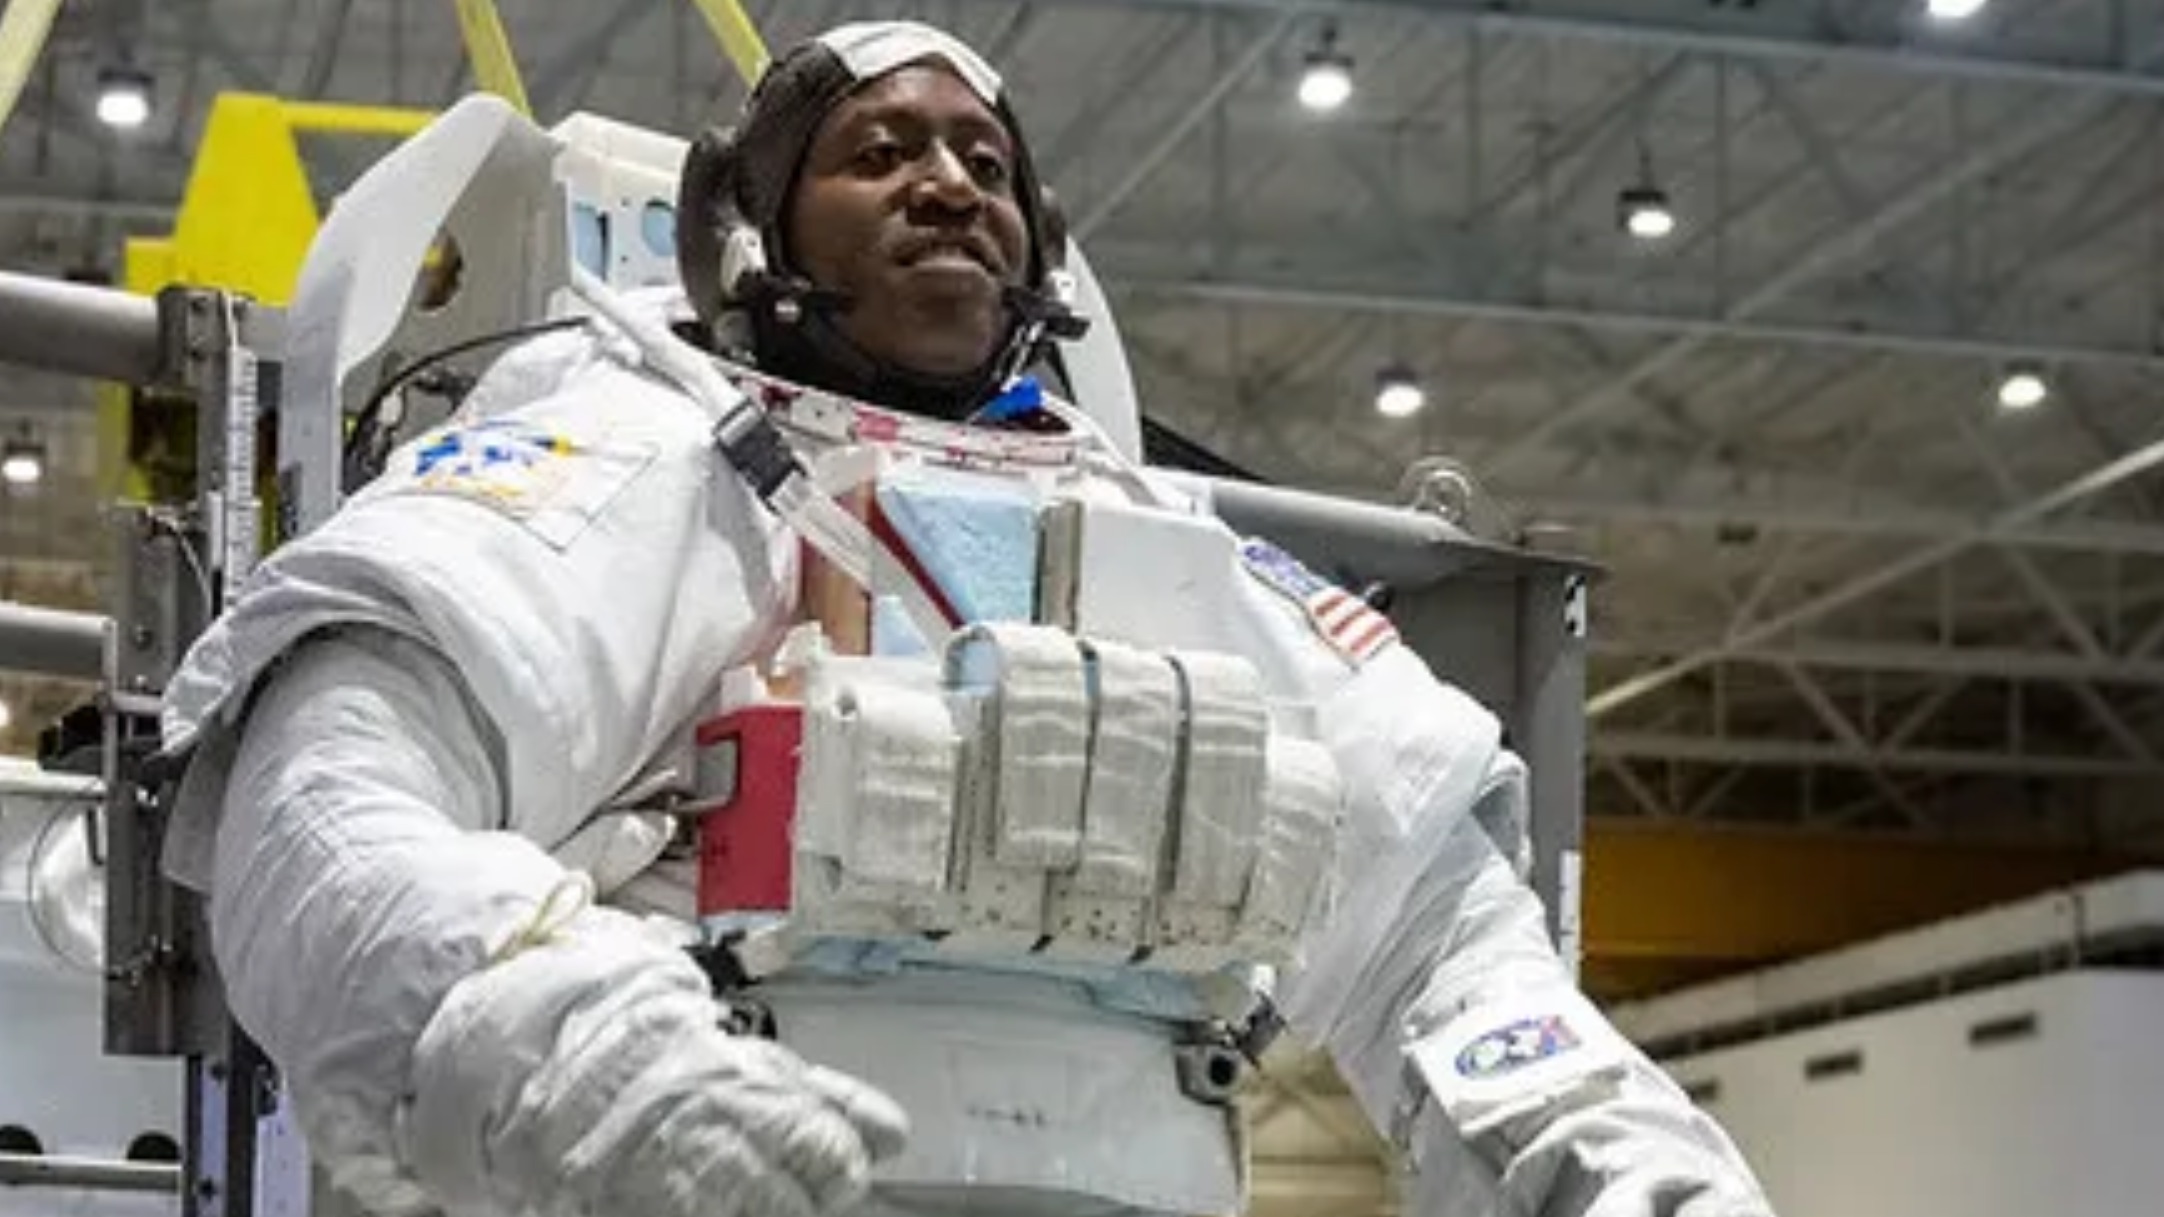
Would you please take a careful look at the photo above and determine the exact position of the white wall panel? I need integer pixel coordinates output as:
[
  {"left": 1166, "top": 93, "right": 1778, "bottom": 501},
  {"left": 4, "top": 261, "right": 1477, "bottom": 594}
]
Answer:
[{"left": 1664, "top": 971, "right": 2164, "bottom": 1217}]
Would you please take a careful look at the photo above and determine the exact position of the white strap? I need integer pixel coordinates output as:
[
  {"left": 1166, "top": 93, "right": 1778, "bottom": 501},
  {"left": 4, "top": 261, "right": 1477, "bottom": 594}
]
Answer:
[
  {"left": 1164, "top": 651, "right": 1269, "bottom": 908},
  {"left": 793, "top": 666, "right": 961, "bottom": 916},
  {"left": 767, "top": 458, "right": 955, "bottom": 646},
  {"left": 1039, "top": 641, "right": 1181, "bottom": 962},
  {"left": 1072, "top": 641, "right": 1179, "bottom": 896},
  {"left": 834, "top": 681, "right": 962, "bottom": 897},
  {"left": 949, "top": 624, "right": 1091, "bottom": 870},
  {"left": 1235, "top": 735, "right": 1340, "bottom": 963},
  {"left": 567, "top": 267, "right": 952, "bottom": 644}
]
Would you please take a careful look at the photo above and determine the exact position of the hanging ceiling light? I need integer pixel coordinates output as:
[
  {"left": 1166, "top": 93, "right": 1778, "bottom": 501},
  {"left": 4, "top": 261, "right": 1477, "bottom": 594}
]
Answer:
[
  {"left": 1996, "top": 366, "right": 2049, "bottom": 411},
  {"left": 1297, "top": 23, "right": 1354, "bottom": 113},
  {"left": 0, "top": 436, "right": 43, "bottom": 486},
  {"left": 1617, "top": 141, "right": 1676, "bottom": 241},
  {"left": 95, "top": 64, "right": 154, "bottom": 130},
  {"left": 1619, "top": 185, "right": 1676, "bottom": 240},
  {"left": 1926, "top": 0, "right": 1990, "bottom": 20},
  {"left": 1374, "top": 363, "right": 1427, "bottom": 418}
]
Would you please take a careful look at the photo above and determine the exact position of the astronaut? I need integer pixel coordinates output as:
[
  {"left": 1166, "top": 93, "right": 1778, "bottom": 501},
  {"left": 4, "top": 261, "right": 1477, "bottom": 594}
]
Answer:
[{"left": 156, "top": 20, "right": 1775, "bottom": 1217}]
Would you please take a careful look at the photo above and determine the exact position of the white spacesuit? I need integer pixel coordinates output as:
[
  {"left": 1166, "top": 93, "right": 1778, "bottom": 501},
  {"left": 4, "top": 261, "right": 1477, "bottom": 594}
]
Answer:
[{"left": 156, "top": 20, "right": 1775, "bottom": 1217}]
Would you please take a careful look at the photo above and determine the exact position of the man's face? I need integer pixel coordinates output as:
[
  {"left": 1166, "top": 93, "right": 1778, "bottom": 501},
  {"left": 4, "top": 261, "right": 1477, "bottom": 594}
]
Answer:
[{"left": 786, "top": 64, "right": 1031, "bottom": 380}]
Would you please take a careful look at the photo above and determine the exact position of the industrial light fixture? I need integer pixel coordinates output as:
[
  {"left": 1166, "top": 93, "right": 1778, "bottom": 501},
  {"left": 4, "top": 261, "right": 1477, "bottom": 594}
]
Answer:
[
  {"left": 1926, "top": 0, "right": 1989, "bottom": 20},
  {"left": 1619, "top": 186, "right": 1676, "bottom": 240},
  {"left": 95, "top": 65, "right": 154, "bottom": 130},
  {"left": 1618, "top": 141, "right": 1676, "bottom": 241},
  {"left": 0, "top": 698, "right": 12, "bottom": 732},
  {"left": 0, "top": 435, "right": 43, "bottom": 486},
  {"left": 1996, "top": 365, "right": 2049, "bottom": 411},
  {"left": 1374, "top": 362, "right": 1427, "bottom": 418},
  {"left": 1297, "top": 23, "right": 1354, "bottom": 113}
]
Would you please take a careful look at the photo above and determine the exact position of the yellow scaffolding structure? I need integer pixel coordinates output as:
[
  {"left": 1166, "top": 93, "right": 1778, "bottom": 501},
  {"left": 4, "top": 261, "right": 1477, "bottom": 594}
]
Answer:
[
  {"left": 0, "top": 0, "right": 63, "bottom": 139},
  {"left": 109, "top": 96, "right": 435, "bottom": 502},
  {"left": 448, "top": 0, "right": 532, "bottom": 115},
  {"left": 102, "top": 0, "right": 771, "bottom": 500}
]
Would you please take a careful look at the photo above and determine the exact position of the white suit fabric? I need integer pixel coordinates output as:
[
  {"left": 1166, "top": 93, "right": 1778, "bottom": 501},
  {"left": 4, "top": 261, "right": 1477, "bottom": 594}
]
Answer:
[{"left": 161, "top": 293, "right": 1773, "bottom": 1217}]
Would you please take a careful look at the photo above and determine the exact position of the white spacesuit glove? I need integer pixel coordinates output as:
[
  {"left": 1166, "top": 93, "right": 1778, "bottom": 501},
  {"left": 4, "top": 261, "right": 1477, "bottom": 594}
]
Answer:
[
  {"left": 401, "top": 901, "right": 909, "bottom": 1217},
  {"left": 208, "top": 629, "right": 907, "bottom": 1217}
]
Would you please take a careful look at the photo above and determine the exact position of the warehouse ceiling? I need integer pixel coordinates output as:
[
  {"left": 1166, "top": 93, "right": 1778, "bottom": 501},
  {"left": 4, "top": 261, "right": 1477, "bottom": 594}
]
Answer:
[{"left": 6, "top": 0, "right": 2164, "bottom": 851}]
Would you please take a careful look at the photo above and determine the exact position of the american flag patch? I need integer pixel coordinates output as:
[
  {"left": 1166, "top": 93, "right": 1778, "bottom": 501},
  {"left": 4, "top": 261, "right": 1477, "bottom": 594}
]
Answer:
[{"left": 1238, "top": 538, "right": 1399, "bottom": 665}]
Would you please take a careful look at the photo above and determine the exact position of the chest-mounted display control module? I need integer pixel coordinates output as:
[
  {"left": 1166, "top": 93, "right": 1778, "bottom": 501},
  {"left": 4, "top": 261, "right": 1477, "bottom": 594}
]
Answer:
[{"left": 681, "top": 438, "right": 1344, "bottom": 1098}]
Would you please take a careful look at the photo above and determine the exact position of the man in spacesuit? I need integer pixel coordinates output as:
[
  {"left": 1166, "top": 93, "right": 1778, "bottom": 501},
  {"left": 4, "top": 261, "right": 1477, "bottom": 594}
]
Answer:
[{"left": 157, "top": 20, "right": 1775, "bottom": 1217}]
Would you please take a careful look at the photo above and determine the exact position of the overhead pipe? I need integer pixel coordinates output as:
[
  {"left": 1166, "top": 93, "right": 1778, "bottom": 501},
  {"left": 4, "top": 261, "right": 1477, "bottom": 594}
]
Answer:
[
  {"left": 0, "top": 1152, "right": 180, "bottom": 1194},
  {"left": 1167, "top": 472, "right": 1587, "bottom": 589},
  {"left": 0, "top": 271, "right": 163, "bottom": 386},
  {"left": 0, "top": 599, "right": 109, "bottom": 681}
]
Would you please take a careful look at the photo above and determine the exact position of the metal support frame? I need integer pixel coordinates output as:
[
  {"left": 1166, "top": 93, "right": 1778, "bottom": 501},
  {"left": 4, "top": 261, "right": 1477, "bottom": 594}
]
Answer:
[
  {"left": 0, "top": 1152, "right": 180, "bottom": 1193},
  {"left": 1072, "top": 10, "right": 1295, "bottom": 238},
  {"left": 1590, "top": 427, "right": 2164, "bottom": 717},
  {"left": 1519, "top": 570, "right": 1589, "bottom": 970},
  {"left": 0, "top": 271, "right": 299, "bottom": 1217},
  {"left": 1047, "top": 0, "right": 2164, "bottom": 99},
  {"left": 0, "top": 599, "right": 107, "bottom": 680},
  {"left": 0, "top": 272, "right": 166, "bottom": 385},
  {"left": 1775, "top": 661, "right": 1929, "bottom": 827},
  {"left": 1109, "top": 269, "right": 2164, "bottom": 373},
  {"left": 1507, "top": 493, "right": 2164, "bottom": 558},
  {"left": 1480, "top": 88, "right": 2139, "bottom": 475},
  {"left": 1595, "top": 730, "right": 2164, "bottom": 779},
  {"left": 101, "top": 507, "right": 213, "bottom": 1056},
  {"left": 1594, "top": 636, "right": 2164, "bottom": 687}
]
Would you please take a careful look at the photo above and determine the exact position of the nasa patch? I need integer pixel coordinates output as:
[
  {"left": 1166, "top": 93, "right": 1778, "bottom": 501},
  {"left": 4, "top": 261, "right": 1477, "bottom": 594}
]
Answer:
[
  {"left": 379, "top": 416, "right": 655, "bottom": 551},
  {"left": 1454, "top": 1014, "right": 1583, "bottom": 1079},
  {"left": 409, "top": 420, "right": 576, "bottom": 508}
]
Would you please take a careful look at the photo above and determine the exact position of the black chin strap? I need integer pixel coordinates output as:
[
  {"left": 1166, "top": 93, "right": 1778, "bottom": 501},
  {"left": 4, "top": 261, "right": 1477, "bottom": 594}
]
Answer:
[
  {"left": 734, "top": 271, "right": 1085, "bottom": 422},
  {"left": 1003, "top": 283, "right": 1090, "bottom": 342}
]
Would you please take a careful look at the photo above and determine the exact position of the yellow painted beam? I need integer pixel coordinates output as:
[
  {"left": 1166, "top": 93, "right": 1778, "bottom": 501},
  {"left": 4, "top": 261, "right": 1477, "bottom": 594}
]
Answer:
[
  {"left": 0, "top": 0, "right": 62, "bottom": 138},
  {"left": 166, "top": 95, "right": 323, "bottom": 303},
  {"left": 279, "top": 101, "right": 433, "bottom": 138},
  {"left": 1579, "top": 819, "right": 2155, "bottom": 998},
  {"left": 448, "top": 0, "right": 532, "bottom": 116},
  {"left": 109, "top": 95, "right": 447, "bottom": 502},
  {"left": 686, "top": 0, "right": 771, "bottom": 87}
]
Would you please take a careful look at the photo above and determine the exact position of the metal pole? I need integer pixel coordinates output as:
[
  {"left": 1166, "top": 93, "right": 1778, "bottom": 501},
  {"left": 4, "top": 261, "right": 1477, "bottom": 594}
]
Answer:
[
  {"left": 1073, "top": 11, "right": 1296, "bottom": 239},
  {"left": 1520, "top": 571, "right": 1588, "bottom": 973},
  {"left": 1593, "top": 636, "right": 2164, "bottom": 687},
  {"left": 1501, "top": 493, "right": 2164, "bottom": 558},
  {"left": 1590, "top": 429, "right": 2164, "bottom": 718},
  {"left": 0, "top": 1153, "right": 181, "bottom": 1194},
  {"left": 1046, "top": 0, "right": 2164, "bottom": 100},
  {"left": 0, "top": 271, "right": 164, "bottom": 385},
  {"left": 0, "top": 599, "right": 109, "bottom": 680},
  {"left": 1168, "top": 471, "right": 1584, "bottom": 588},
  {"left": 1595, "top": 731, "right": 2164, "bottom": 779},
  {"left": 1113, "top": 275, "right": 2164, "bottom": 372}
]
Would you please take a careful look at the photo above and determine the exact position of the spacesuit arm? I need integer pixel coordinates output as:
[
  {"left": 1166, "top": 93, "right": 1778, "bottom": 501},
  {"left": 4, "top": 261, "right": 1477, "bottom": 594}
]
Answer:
[
  {"left": 1378, "top": 819, "right": 1771, "bottom": 1217},
  {"left": 212, "top": 627, "right": 904, "bottom": 1217},
  {"left": 1275, "top": 647, "right": 1773, "bottom": 1217}
]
